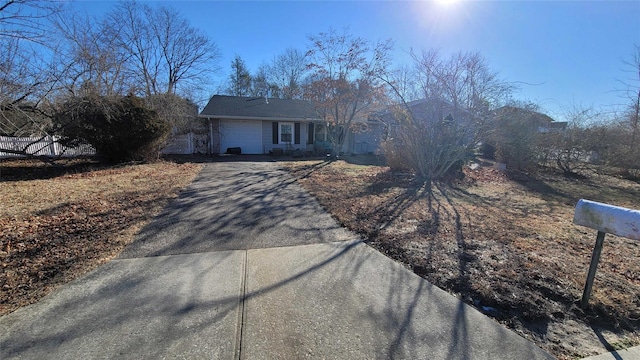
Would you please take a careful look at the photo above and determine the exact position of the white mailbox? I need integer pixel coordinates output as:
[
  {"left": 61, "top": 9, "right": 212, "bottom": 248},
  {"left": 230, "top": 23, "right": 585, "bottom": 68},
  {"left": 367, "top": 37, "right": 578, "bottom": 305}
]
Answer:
[
  {"left": 573, "top": 199, "right": 640, "bottom": 307},
  {"left": 574, "top": 199, "right": 640, "bottom": 240}
]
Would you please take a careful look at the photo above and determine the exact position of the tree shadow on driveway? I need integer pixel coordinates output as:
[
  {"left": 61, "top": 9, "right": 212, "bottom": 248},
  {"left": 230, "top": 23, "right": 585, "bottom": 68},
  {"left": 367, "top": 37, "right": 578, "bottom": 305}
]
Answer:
[
  {"left": 1, "top": 240, "right": 553, "bottom": 360},
  {"left": 0, "top": 160, "right": 553, "bottom": 360},
  {"left": 119, "top": 161, "right": 356, "bottom": 258}
]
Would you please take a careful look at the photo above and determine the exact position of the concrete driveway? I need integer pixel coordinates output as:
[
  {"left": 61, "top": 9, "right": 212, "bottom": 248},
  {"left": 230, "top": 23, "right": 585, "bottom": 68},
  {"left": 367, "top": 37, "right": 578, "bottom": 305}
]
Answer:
[{"left": 0, "top": 160, "right": 554, "bottom": 360}]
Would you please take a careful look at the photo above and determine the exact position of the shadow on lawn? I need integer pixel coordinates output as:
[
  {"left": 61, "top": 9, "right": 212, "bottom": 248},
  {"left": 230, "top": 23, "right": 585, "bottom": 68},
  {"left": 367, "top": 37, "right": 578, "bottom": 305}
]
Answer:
[
  {"left": 364, "top": 175, "right": 559, "bottom": 333},
  {"left": 0, "top": 157, "right": 105, "bottom": 181},
  {"left": 341, "top": 154, "right": 386, "bottom": 166},
  {"left": 432, "top": 183, "right": 474, "bottom": 296},
  {"left": 289, "top": 159, "right": 333, "bottom": 179},
  {"left": 0, "top": 159, "right": 551, "bottom": 359},
  {"left": 507, "top": 168, "right": 640, "bottom": 211},
  {"left": 506, "top": 170, "right": 573, "bottom": 204},
  {"left": 362, "top": 173, "right": 473, "bottom": 277}
]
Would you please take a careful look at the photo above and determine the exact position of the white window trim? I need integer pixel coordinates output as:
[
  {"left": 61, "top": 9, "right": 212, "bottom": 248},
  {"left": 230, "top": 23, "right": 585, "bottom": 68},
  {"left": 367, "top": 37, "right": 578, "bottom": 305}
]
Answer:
[
  {"left": 279, "top": 122, "right": 294, "bottom": 144},
  {"left": 315, "top": 123, "right": 327, "bottom": 142}
]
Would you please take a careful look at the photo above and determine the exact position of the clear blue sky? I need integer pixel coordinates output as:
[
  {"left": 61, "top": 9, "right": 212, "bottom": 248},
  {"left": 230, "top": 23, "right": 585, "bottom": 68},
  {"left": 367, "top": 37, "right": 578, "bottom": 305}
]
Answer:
[{"left": 73, "top": 1, "right": 640, "bottom": 121}]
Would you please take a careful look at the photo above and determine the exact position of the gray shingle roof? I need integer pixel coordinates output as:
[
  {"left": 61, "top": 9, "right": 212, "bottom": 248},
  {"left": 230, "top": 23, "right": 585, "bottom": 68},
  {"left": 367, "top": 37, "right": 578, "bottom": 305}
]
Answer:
[
  {"left": 491, "top": 106, "right": 556, "bottom": 124},
  {"left": 199, "top": 95, "right": 320, "bottom": 120},
  {"left": 370, "top": 97, "right": 477, "bottom": 124}
]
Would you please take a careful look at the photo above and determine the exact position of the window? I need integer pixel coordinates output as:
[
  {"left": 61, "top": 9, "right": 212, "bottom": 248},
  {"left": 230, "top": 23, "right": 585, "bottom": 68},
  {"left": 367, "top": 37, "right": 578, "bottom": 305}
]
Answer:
[
  {"left": 315, "top": 123, "right": 327, "bottom": 142},
  {"left": 280, "top": 122, "right": 293, "bottom": 144}
]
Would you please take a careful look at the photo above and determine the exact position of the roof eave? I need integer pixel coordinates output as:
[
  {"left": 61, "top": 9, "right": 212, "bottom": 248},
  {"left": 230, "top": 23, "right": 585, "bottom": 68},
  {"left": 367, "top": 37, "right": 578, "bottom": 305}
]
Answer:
[{"left": 198, "top": 114, "right": 321, "bottom": 122}]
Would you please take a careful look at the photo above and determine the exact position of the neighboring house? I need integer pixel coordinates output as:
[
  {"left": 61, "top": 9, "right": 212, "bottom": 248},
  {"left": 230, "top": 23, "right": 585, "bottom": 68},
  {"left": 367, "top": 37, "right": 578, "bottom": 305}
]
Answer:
[
  {"left": 490, "top": 106, "right": 567, "bottom": 133},
  {"left": 483, "top": 105, "right": 567, "bottom": 165},
  {"left": 371, "top": 97, "right": 480, "bottom": 141},
  {"left": 198, "top": 95, "right": 383, "bottom": 155},
  {"left": 373, "top": 100, "right": 567, "bottom": 138}
]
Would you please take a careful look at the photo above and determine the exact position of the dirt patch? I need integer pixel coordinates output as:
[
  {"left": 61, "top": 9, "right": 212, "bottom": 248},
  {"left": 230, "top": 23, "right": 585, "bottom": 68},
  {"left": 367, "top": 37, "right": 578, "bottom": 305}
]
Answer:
[
  {"left": 283, "top": 160, "right": 640, "bottom": 359},
  {"left": 0, "top": 158, "right": 202, "bottom": 315}
]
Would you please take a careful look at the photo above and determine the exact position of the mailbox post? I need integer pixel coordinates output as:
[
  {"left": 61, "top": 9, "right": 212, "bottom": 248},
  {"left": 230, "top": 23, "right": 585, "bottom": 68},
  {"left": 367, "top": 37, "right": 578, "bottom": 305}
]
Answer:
[
  {"left": 573, "top": 199, "right": 640, "bottom": 308},
  {"left": 580, "top": 230, "right": 605, "bottom": 308}
]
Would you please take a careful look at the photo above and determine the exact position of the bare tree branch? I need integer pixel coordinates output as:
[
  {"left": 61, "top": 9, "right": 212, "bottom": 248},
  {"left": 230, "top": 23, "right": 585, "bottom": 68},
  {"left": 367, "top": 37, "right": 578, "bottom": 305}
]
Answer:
[
  {"left": 0, "top": 0, "right": 61, "bottom": 45},
  {"left": 304, "top": 28, "right": 393, "bottom": 157}
]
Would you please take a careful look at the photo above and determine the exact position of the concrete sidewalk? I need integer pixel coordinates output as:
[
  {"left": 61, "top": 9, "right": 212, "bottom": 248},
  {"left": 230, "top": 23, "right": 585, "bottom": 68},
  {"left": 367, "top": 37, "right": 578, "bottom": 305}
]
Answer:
[
  {"left": 0, "top": 241, "right": 552, "bottom": 359},
  {"left": 581, "top": 346, "right": 640, "bottom": 360},
  {"left": 0, "top": 161, "right": 554, "bottom": 359}
]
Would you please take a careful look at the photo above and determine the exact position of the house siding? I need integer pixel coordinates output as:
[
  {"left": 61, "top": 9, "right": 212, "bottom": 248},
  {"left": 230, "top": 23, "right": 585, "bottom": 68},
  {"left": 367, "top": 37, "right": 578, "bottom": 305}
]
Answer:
[
  {"left": 210, "top": 119, "right": 220, "bottom": 154},
  {"left": 208, "top": 117, "right": 321, "bottom": 155},
  {"left": 262, "top": 121, "right": 309, "bottom": 154},
  {"left": 208, "top": 118, "right": 385, "bottom": 155},
  {"left": 353, "top": 123, "right": 383, "bottom": 154},
  {"left": 200, "top": 95, "right": 388, "bottom": 156},
  {"left": 262, "top": 121, "right": 273, "bottom": 153}
]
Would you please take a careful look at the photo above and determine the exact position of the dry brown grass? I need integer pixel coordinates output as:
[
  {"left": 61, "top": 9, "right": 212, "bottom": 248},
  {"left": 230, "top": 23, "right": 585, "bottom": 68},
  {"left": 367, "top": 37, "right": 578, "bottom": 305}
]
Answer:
[
  {"left": 0, "top": 158, "right": 202, "bottom": 315},
  {"left": 284, "top": 159, "right": 640, "bottom": 359}
]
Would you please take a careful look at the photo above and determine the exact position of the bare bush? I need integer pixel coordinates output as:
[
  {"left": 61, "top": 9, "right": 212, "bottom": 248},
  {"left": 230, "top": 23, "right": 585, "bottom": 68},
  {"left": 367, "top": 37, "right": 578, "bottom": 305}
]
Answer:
[
  {"left": 381, "top": 50, "right": 511, "bottom": 188},
  {"left": 380, "top": 100, "right": 478, "bottom": 187}
]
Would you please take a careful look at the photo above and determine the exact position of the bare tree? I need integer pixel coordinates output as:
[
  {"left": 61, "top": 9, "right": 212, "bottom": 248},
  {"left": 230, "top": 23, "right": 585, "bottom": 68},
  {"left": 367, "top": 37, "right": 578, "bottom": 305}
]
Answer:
[
  {"left": 0, "top": 0, "right": 65, "bottom": 158},
  {"left": 489, "top": 104, "right": 544, "bottom": 170},
  {"left": 304, "top": 28, "right": 393, "bottom": 157},
  {"left": 619, "top": 45, "right": 640, "bottom": 154},
  {"left": 226, "top": 55, "right": 252, "bottom": 96},
  {"left": 148, "top": 5, "right": 220, "bottom": 95},
  {"left": 386, "top": 64, "right": 421, "bottom": 103},
  {"left": 604, "top": 45, "right": 640, "bottom": 176},
  {"left": 49, "top": 2, "right": 219, "bottom": 159},
  {"left": 105, "top": 1, "right": 160, "bottom": 96},
  {"left": 1, "top": 1, "right": 219, "bottom": 158},
  {"left": 0, "top": 46, "right": 52, "bottom": 139},
  {"left": 53, "top": 12, "right": 130, "bottom": 97},
  {"left": 411, "top": 49, "right": 513, "bottom": 116},
  {"left": 380, "top": 50, "right": 512, "bottom": 188},
  {"left": 56, "top": 2, "right": 222, "bottom": 98},
  {"left": 381, "top": 100, "right": 478, "bottom": 188},
  {"left": 267, "top": 48, "right": 308, "bottom": 99},
  {"left": 0, "top": 0, "right": 61, "bottom": 43},
  {"left": 249, "top": 63, "right": 277, "bottom": 97},
  {"left": 102, "top": 1, "right": 220, "bottom": 97},
  {"left": 619, "top": 45, "right": 640, "bottom": 137},
  {"left": 547, "top": 105, "right": 601, "bottom": 175},
  {"left": 0, "top": 0, "right": 61, "bottom": 105}
]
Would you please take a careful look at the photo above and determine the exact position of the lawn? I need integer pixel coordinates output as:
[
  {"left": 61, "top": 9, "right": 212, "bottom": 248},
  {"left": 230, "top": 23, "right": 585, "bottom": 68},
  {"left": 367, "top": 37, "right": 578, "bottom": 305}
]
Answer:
[
  {"left": 0, "top": 158, "right": 202, "bottom": 315},
  {"left": 283, "top": 158, "right": 640, "bottom": 360},
  {"left": 1, "top": 156, "right": 638, "bottom": 359}
]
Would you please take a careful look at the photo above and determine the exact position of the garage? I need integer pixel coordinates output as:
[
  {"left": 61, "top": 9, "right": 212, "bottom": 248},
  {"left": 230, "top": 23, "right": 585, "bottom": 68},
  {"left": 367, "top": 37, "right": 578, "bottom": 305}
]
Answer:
[{"left": 219, "top": 120, "right": 263, "bottom": 154}]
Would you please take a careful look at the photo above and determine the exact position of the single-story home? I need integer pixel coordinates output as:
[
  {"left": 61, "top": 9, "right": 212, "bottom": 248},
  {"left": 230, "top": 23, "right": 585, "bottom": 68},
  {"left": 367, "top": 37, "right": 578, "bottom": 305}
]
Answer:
[
  {"left": 490, "top": 106, "right": 567, "bottom": 133},
  {"left": 198, "top": 95, "right": 383, "bottom": 155},
  {"left": 370, "top": 97, "right": 480, "bottom": 141}
]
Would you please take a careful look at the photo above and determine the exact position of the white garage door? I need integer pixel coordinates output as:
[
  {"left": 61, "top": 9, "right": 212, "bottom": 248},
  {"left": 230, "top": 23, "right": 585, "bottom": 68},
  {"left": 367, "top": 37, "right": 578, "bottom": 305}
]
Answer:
[{"left": 220, "top": 120, "right": 263, "bottom": 154}]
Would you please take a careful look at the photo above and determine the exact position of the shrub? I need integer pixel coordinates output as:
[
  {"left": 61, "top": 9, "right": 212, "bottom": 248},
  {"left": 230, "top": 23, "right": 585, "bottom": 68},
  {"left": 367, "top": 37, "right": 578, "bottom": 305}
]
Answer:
[
  {"left": 489, "top": 106, "right": 542, "bottom": 171},
  {"left": 478, "top": 142, "right": 496, "bottom": 159},
  {"left": 380, "top": 137, "right": 412, "bottom": 172},
  {"left": 380, "top": 102, "right": 477, "bottom": 189},
  {"left": 54, "top": 94, "right": 170, "bottom": 163}
]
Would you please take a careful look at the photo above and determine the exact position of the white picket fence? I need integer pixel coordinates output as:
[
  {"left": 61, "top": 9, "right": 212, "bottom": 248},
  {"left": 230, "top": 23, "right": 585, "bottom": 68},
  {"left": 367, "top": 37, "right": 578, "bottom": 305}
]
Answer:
[
  {"left": 0, "top": 136, "right": 95, "bottom": 158},
  {"left": 1, "top": 133, "right": 209, "bottom": 158}
]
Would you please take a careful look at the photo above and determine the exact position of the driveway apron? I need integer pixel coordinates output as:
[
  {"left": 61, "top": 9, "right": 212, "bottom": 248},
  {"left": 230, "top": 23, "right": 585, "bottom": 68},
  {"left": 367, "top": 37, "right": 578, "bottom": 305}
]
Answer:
[{"left": 0, "top": 161, "right": 554, "bottom": 360}]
